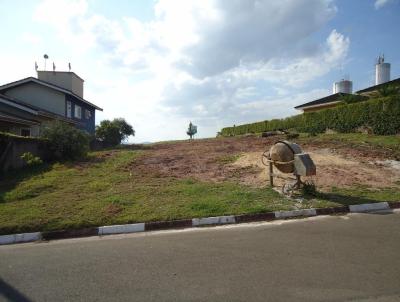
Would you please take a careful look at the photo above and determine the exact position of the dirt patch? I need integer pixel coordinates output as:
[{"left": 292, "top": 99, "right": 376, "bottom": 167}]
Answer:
[
  {"left": 232, "top": 148, "right": 400, "bottom": 190},
  {"left": 103, "top": 203, "right": 123, "bottom": 217},
  {"left": 127, "top": 136, "right": 400, "bottom": 190}
]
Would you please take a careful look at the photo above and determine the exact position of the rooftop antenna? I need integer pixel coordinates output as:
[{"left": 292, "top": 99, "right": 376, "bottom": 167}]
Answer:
[
  {"left": 35, "top": 61, "right": 38, "bottom": 71},
  {"left": 43, "top": 54, "right": 49, "bottom": 71},
  {"left": 68, "top": 62, "right": 71, "bottom": 71}
]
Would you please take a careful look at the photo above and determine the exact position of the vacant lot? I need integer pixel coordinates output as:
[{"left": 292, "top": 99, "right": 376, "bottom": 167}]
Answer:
[{"left": 0, "top": 133, "right": 399, "bottom": 234}]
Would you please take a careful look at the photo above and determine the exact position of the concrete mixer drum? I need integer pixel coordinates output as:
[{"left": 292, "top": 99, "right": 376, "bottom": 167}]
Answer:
[{"left": 262, "top": 140, "right": 316, "bottom": 195}]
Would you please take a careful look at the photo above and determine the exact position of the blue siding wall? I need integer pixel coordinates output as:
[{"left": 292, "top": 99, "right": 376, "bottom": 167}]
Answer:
[{"left": 65, "top": 95, "right": 96, "bottom": 135}]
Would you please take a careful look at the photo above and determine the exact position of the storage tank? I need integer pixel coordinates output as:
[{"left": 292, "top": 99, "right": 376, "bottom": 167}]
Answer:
[
  {"left": 375, "top": 56, "right": 390, "bottom": 85},
  {"left": 333, "top": 79, "right": 352, "bottom": 94}
]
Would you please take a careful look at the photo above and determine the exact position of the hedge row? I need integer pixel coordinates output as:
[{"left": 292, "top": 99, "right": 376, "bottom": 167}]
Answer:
[{"left": 220, "top": 96, "right": 400, "bottom": 136}]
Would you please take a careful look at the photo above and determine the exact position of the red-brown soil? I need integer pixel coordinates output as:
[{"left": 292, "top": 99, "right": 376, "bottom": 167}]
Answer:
[{"left": 129, "top": 136, "right": 400, "bottom": 190}]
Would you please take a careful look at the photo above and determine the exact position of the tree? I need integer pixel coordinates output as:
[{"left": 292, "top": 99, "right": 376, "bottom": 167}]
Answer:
[
  {"left": 41, "top": 120, "right": 90, "bottom": 160},
  {"left": 95, "top": 118, "right": 135, "bottom": 146},
  {"left": 186, "top": 121, "right": 197, "bottom": 139}
]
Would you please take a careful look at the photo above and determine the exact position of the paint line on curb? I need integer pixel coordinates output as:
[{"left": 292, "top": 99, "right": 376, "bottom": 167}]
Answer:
[
  {"left": 349, "top": 202, "right": 389, "bottom": 213},
  {"left": 0, "top": 232, "right": 41, "bottom": 245},
  {"left": 1, "top": 201, "right": 399, "bottom": 246},
  {"left": 98, "top": 223, "right": 145, "bottom": 235},
  {"left": 192, "top": 215, "right": 236, "bottom": 226},
  {"left": 274, "top": 208, "right": 317, "bottom": 219}
]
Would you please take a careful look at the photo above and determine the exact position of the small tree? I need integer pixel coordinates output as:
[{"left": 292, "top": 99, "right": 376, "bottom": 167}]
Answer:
[
  {"left": 186, "top": 122, "right": 197, "bottom": 139},
  {"left": 95, "top": 118, "right": 135, "bottom": 146},
  {"left": 41, "top": 121, "right": 90, "bottom": 160}
]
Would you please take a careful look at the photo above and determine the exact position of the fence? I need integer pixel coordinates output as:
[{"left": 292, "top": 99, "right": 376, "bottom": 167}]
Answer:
[{"left": 0, "top": 133, "right": 50, "bottom": 172}]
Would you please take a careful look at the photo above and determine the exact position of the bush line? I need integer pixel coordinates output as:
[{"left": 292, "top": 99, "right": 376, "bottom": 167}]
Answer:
[{"left": 220, "top": 96, "right": 400, "bottom": 136}]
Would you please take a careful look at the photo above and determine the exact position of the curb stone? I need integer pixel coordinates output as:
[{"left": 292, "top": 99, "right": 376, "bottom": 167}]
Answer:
[
  {"left": 98, "top": 223, "right": 145, "bottom": 235},
  {"left": 0, "top": 232, "right": 41, "bottom": 245},
  {"left": 349, "top": 202, "right": 389, "bottom": 213},
  {"left": 1, "top": 201, "right": 399, "bottom": 246}
]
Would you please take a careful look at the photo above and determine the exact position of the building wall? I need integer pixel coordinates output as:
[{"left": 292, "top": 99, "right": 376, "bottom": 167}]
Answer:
[
  {"left": 302, "top": 103, "right": 341, "bottom": 113},
  {"left": 37, "top": 71, "right": 84, "bottom": 97},
  {"left": 4, "top": 82, "right": 66, "bottom": 116},
  {"left": 65, "top": 95, "right": 95, "bottom": 134},
  {"left": 71, "top": 74, "right": 84, "bottom": 97},
  {"left": 5, "top": 125, "right": 40, "bottom": 137}
]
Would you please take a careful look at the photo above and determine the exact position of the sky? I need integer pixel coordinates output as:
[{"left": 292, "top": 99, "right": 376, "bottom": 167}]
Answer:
[{"left": 0, "top": 0, "right": 399, "bottom": 142}]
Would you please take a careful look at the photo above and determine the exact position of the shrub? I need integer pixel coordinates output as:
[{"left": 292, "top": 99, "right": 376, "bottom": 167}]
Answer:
[
  {"left": 95, "top": 118, "right": 135, "bottom": 146},
  {"left": 338, "top": 94, "right": 368, "bottom": 105},
  {"left": 378, "top": 84, "right": 400, "bottom": 97},
  {"left": 41, "top": 121, "right": 90, "bottom": 160},
  {"left": 220, "top": 95, "right": 400, "bottom": 136},
  {"left": 301, "top": 180, "right": 317, "bottom": 197},
  {"left": 20, "top": 152, "right": 43, "bottom": 166}
]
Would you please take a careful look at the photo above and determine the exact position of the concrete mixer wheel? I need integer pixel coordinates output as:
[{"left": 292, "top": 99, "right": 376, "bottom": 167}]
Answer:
[{"left": 261, "top": 150, "right": 270, "bottom": 166}]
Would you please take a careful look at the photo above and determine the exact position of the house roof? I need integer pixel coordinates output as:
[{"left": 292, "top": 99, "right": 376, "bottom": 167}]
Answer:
[
  {"left": 0, "top": 93, "right": 39, "bottom": 115},
  {"left": 0, "top": 112, "right": 39, "bottom": 126},
  {"left": 0, "top": 93, "right": 80, "bottom": 125},
  {"left": 294, "top": 92, "right": 351, "bottom": 110},
  {"left": 356, "top": 77, "right": 400, "bottom": 94},
  {"left": 0, "top": 77, "right": 103, "bottom": 111}
]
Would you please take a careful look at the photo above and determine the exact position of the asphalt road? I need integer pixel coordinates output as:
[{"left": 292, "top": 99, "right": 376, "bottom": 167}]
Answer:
[{"left": 1, "top": 211, "right": 400, "bottom": 302}]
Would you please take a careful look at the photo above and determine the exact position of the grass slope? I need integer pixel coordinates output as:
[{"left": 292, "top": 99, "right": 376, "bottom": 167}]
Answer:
[
  {"left": 1, "top": 135, "right": 399, "bottom": 235},
  {"left": 0, "top": 150, "right": 290, "bottom": 234}
]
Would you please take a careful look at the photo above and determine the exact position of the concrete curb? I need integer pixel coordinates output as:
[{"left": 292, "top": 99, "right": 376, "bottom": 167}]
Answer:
[
  {"left": 349, "top": 202, "right": 390, "bottom": 213},
  {"left": 98, "top": 223, "right": 145, "bottom": 235},
  {"left": 192, "top": 215, "right": 236, "bottom": 226},
  {"left": 1, "top": 201, "right": 399, "bottom": 246},
  {"left": 0, "top": 232, "right": 41, "bottom": 245}
]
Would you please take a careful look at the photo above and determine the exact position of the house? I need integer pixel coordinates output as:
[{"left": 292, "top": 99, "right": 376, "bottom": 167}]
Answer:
[
  {"left": 295, "top": 56, "right": 398, "bottom": 113},
  {"left": 294, "top": 92, "right": 353, "bottom": 113},
  {"left": 356, "top": 77, "right": 400, "bottom": 97},
  {"left": 0, "top": 70, "right": 102, "bottom": 137}
]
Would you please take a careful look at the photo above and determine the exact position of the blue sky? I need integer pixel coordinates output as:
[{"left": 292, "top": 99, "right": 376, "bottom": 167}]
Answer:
[{"left": 0, "top": 0, "right": 399, "bottom": 142}]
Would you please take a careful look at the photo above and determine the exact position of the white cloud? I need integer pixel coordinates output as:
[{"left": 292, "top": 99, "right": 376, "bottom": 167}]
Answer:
[
  {"left": 20, "top": 33, "right": 42, "bottom": 45},
  {"left": 374, "top": 0, "right": 394, "bottom": 9},
  {"left": 26, "top": 0, "right": 349, "bottom": 142}
]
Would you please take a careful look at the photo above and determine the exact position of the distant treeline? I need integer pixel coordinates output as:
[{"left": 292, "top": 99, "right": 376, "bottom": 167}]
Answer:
[{"left": 220, "top": 95, "right": 400, "bottom": 136}]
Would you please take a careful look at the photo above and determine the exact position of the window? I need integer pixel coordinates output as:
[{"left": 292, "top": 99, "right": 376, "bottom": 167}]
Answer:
[
  {"left": 74, "top": 105, "right": 82, "bottom": 119},
  {"left": 66, "top": 101, "right": 72, "bottom": 118},
  {"left": 85, "top": 109, "right": 92, "bottom": 119},
  {"left": 20, "top": 128, "right": 31, "bottom": 137}
]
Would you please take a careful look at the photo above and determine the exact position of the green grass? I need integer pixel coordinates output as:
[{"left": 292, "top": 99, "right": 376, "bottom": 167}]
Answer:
[
  {"left": 1, "top": 144, "right": 399, "bottom": 235},
  {"left": 295, "top": 185, "right": 400, "bottom": 209},
  {"left": 297, "top": 133, "right": 400, "bottom": 157},
  {"left": 0, "top": 150, "right": 290, "bottom": 234}
]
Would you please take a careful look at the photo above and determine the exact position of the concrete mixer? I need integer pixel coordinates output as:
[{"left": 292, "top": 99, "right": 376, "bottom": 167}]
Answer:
[{"left": 261, "top": 140, "right": 316, "bottom": 194}]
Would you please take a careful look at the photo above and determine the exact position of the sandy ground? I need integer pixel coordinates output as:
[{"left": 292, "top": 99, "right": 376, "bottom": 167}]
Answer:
[
  {"left": 233, "top": 148, "right": 400, "bottom": 189},
  {"left": 130, "top": 136, "right": 400, "bottom": 191}
]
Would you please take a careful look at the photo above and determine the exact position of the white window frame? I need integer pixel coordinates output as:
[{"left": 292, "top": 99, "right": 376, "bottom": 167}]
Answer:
[
  {"left": 85, "top": 109, "right": 91, "bottom": 119},
  {"left": 66, "top": 101, "right": 72, "bottom": 118},
  {"left": 74, "top": 105, "right": 82, "bottom": 119}
]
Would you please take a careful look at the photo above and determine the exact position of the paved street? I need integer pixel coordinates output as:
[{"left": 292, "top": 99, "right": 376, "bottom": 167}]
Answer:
[{"left": 1, "top": 211, "right": 400, "bottom": 302}]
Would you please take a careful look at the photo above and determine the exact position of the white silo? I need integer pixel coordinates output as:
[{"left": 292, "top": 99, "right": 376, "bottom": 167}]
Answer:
[
  {"left": 375, "top": 55, "right": 390, "bottom": 85},
  {"left": 333, "top": 79, "right": 353, "bottom": 94}
]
